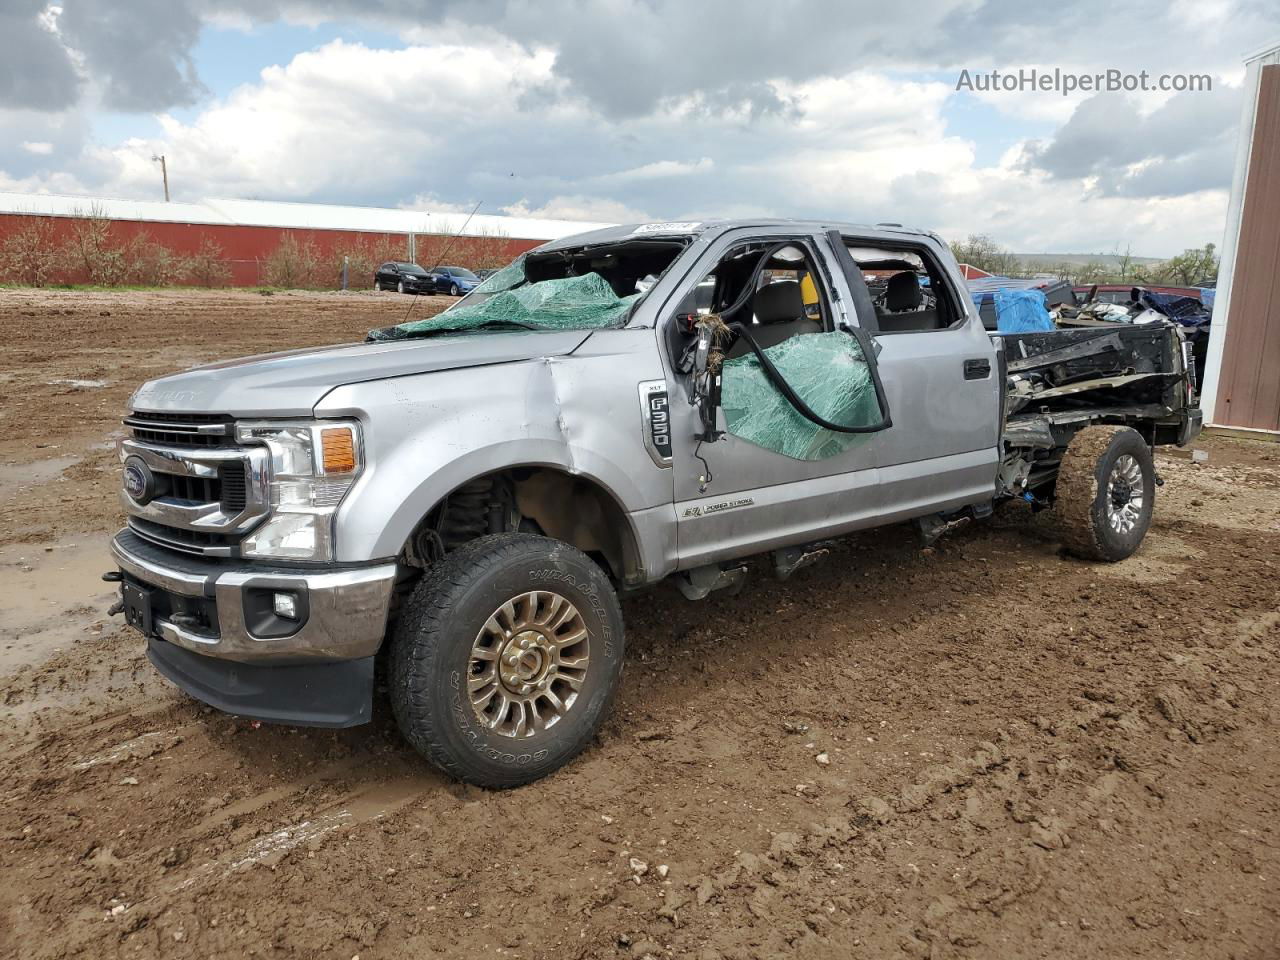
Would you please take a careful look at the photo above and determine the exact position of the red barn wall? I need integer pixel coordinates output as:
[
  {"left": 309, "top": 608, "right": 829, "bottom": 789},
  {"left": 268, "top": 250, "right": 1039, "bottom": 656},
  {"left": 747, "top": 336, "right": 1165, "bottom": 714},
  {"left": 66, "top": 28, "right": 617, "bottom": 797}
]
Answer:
[{"left": 0, "top": 213, "right": 543, "bottom": 286}]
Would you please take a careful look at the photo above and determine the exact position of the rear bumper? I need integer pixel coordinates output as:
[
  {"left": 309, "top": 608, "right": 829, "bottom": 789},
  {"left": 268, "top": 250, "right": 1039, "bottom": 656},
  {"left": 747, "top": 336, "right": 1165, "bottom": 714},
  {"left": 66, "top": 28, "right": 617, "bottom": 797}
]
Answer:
[
  {"left": 1179, "top": 407, "right": 1204, "bottom": 447},
  {"left": 148, "top": 638, "right": 374, "bottom": 727},
  {"left": 110, "top": 528, "right": 397, "bottom": 663}
]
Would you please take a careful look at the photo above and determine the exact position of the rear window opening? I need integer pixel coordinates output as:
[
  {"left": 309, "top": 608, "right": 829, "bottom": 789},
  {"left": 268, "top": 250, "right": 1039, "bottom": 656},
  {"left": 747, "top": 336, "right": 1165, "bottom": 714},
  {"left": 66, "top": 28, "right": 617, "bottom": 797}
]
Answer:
[{"left": 845, "top": 243, "right": 962, "bottom": 333}]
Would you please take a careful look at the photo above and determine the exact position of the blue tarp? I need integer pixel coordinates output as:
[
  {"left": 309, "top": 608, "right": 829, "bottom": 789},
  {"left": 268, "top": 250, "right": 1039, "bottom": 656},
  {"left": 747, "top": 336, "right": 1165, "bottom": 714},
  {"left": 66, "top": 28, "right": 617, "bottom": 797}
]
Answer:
[{"left": 991, "top": 288, "right": 1055, "bottom": 333}]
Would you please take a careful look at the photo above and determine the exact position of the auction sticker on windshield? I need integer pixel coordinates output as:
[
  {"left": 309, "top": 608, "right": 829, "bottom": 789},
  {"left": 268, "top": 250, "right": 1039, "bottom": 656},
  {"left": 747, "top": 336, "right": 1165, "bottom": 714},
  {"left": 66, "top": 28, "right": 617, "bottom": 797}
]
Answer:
[{"left": 631, "top": 222, "right": 701, "bottom": 234}]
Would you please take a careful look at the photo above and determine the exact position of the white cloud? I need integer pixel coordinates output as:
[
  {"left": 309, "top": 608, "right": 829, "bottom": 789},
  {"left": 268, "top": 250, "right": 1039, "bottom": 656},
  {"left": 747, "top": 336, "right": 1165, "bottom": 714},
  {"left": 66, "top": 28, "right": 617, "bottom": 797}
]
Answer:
[
  {"left": 21, "top": 140, "right": 55, "bottom": 155},
  {"left": 6, "top": 25, "right": 1244, "bottom": 256},
  {"left": 595, "top": 158, "right": 714, "bottom": 184},
  {"left": 501, "top": 195, "right": 649, "bottom": 223}
]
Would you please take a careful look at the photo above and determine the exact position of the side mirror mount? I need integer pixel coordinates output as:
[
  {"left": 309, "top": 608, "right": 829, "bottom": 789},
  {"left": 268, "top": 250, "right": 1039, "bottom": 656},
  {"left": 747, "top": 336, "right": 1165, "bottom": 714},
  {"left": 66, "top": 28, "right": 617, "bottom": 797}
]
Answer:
[{"left": 690, "top": 316, "right": 728, "bottom": 444}]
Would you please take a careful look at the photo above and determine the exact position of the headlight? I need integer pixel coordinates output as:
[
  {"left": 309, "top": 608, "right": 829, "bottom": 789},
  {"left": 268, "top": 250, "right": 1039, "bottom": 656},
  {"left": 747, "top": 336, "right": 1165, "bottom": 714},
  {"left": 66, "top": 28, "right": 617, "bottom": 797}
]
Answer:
[{"left": 234, "top": 420, "right": 363, "bottom": 561}]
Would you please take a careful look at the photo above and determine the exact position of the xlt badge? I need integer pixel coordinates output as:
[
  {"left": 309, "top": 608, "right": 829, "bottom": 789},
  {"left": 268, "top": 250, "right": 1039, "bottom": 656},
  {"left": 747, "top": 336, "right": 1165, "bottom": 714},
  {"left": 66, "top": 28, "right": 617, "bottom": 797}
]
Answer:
[{"left": 638, "top": 380, "right": 673, "bottom": 467}]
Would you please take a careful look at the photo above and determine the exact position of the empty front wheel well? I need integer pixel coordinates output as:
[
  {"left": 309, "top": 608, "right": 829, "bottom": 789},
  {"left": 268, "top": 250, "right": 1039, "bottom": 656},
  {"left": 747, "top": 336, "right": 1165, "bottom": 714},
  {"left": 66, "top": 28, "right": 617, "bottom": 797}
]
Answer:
[{"left": 401, "top": 467, "right": 641, "bottom": 584}]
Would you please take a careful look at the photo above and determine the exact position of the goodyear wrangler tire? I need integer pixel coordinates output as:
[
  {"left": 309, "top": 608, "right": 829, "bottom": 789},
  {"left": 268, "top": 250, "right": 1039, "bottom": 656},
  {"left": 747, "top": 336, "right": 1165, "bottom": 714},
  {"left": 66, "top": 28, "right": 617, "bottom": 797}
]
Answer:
[
  {"left": 389, "top": 533, "right": 625, "bottom": 788},
  {"left": 1054, "top": 425, "right": 1155, "bottom": 562}
]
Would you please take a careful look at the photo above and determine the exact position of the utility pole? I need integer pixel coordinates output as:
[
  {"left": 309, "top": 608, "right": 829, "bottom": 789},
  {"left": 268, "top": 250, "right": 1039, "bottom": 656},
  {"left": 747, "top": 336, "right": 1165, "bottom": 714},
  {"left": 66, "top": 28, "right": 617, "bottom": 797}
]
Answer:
[{"left": 151, "top": 154, "right": 170, "bottom": 202}]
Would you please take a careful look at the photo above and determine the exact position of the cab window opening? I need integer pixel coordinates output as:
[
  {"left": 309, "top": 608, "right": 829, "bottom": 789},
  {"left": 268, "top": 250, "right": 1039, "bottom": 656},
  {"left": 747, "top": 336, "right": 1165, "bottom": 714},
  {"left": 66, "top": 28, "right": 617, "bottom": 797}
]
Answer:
[{"left": 844, "top": 242, "right": 963, "bottom": 333}]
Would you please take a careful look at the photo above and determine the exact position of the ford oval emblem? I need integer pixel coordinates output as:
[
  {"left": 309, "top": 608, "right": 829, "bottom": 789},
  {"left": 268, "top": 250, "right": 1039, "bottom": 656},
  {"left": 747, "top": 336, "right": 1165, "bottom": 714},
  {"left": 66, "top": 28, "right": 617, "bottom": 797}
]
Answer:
[{"left": 123, "top": 456, "right": 155, "bottom": 504}]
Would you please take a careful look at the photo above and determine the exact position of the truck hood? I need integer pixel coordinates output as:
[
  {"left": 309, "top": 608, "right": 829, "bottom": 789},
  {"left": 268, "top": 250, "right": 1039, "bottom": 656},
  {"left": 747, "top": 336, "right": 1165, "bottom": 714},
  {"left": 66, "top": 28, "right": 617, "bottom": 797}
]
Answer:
[{"left": 129, "top": 329, "right": 593, "bottom": 416}]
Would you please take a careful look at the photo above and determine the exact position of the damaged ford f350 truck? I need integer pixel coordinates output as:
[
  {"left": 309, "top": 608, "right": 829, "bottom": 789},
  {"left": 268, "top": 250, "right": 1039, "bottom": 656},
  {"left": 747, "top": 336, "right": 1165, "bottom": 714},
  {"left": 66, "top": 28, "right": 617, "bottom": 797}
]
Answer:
[{"left": 108, "top": 220, "right": 1201, "bottom": 787}]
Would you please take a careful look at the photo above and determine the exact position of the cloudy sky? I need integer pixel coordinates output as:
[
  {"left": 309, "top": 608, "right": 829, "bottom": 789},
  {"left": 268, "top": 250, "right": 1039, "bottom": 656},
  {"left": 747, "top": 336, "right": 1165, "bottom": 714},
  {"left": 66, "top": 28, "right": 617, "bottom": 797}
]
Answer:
[{"left": 2, "top": 1, "right": 1277, "bottom": 256}]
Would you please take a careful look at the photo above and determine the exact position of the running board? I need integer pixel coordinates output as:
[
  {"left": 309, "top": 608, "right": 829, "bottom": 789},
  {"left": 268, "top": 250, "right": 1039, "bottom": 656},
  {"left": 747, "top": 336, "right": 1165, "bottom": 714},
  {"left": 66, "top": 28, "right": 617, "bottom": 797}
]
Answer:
[
  {"left": 677, "top": 564, "right": 748, "bottom": 601},
  {"left": 773, "top": 544, "right": 829, "bottom": 580}
]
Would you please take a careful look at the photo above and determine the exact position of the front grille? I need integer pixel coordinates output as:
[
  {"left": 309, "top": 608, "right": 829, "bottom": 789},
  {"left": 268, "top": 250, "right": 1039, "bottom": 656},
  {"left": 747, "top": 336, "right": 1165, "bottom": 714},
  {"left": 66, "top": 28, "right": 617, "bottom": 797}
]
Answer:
[
  {"left": 166, "top": 472, "right": 217, "bottom": 503},
  {"left": 125, "top": 411, "right": 235, "bottom": 448},
  {"left": 218, "top": 463, "right": 247, "bottom": 511},
  {"left": 121, "top": 413, "right": 265, "bottom": 557},
  {"left": 145, "top": 462, "right": 246, "bottom": 512},
  {"left": 129, "top": 518, "right": 240, "bottom": 556}
]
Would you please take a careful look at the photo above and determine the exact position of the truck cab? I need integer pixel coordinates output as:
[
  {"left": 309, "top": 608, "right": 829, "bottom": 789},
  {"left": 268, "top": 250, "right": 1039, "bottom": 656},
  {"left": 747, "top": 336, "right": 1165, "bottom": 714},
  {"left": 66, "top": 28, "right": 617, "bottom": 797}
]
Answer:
[{"left": 110, "top": 219, "right": 1200, "bottom": 787}]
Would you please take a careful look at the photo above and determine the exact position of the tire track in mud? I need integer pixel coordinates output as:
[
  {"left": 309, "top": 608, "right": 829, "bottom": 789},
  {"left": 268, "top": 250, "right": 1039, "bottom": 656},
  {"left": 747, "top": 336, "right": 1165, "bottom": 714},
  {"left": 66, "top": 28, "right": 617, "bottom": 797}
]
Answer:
[
  {"left": 5, "top": 708, "right": 442, "bottom": 957},
  {"left": 569, "top": 605, "right": 1280, "bottom": 959}
]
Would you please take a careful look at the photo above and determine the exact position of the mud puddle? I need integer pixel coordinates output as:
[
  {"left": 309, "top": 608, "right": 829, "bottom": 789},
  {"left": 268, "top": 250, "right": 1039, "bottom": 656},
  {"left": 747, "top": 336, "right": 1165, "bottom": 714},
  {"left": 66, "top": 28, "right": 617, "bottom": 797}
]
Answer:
[{"left": 0, "top": 534, "right": 114, "bottom": 675}]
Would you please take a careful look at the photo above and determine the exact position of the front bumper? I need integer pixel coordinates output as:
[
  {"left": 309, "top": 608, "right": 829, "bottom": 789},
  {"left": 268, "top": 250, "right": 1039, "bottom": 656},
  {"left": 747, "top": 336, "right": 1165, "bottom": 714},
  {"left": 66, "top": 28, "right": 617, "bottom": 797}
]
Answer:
[
  {"left": 111, "top": 529, "right": 398, "bottom": 663},
  {"left": 111, "top": 529, "right": 397, "bottom": 725}
]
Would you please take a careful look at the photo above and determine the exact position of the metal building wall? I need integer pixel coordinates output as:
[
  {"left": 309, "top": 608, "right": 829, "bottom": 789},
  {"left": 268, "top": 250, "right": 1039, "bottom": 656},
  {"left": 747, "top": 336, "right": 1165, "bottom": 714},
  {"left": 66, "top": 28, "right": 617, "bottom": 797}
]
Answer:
[
  {"left": 1212, "top": 62, "right": 1280, "bottom": 431},
  {"left": 0, "top": 214, "right": 542, "bottom": 287}
]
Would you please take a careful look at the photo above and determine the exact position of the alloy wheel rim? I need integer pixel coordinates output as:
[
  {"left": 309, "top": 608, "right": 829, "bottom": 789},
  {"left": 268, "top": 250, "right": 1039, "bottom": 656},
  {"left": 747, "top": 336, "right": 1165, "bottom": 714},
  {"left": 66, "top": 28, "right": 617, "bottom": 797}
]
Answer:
[
  {"left": 1106, "top": 454, "right": 1145, "bottom": 534},
  {"left": 467, "top": 591, "right": 590, "bottom": 738}
]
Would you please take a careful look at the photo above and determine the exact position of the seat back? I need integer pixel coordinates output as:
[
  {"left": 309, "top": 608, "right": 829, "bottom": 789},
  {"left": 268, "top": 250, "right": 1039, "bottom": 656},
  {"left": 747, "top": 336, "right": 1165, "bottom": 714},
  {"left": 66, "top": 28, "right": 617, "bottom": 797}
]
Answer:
[
  {"left": 885, "top": 271, "right": 923, "bottom": 311},
  {"left": 725, "top": 280, "right": 822, "bottom": 357}
]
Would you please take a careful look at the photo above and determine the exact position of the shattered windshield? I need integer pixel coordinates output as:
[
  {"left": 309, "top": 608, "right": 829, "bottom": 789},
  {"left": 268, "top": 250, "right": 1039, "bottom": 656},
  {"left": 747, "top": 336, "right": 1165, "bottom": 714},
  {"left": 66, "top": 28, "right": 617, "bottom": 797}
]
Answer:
[{"left": 368, "top": 239, "right": 687, "bottom": 341}]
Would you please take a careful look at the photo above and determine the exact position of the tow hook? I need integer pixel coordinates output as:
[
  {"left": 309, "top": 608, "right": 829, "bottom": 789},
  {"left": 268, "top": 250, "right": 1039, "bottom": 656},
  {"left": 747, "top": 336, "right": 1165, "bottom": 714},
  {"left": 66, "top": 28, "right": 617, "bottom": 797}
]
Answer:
[{"left": 104, "top": 573, "right": 124, "bottom": 615}]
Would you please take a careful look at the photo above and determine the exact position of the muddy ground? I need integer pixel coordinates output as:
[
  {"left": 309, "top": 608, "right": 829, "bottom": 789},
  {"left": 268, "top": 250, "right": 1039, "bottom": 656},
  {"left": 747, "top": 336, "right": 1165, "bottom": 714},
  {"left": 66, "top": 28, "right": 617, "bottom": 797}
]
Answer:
[{"left": 1, "top": 288, "right": 1278, "bottom": 960}]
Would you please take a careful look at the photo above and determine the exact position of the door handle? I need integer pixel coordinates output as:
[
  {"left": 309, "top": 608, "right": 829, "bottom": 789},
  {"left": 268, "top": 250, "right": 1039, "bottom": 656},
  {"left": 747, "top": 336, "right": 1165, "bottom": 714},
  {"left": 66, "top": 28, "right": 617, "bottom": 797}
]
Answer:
[{"left": 963, "top": 358, "right": 991, "bottom": 380}]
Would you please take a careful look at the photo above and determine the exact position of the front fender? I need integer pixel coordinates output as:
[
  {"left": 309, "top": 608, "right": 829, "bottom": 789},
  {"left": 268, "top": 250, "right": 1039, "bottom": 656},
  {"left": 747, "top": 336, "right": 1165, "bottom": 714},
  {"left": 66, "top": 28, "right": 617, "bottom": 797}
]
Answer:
[{"left": 315, "top": 341, "right": 673, "bottom": 563}]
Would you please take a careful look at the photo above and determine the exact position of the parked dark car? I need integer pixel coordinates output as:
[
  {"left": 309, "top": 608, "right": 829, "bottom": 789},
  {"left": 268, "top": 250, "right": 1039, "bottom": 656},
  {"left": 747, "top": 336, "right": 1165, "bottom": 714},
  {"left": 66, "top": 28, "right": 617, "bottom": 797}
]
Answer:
[
  {"left": 375, "top": 262, "right": 435, "bottom": 294},
  {"left": 426, "top": 265, "right": 481, "bottom": 296}
]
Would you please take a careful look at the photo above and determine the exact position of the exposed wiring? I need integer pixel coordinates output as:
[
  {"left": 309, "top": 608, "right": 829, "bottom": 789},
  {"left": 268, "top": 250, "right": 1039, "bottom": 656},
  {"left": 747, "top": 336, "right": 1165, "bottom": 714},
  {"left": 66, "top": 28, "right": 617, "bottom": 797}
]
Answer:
[
  {"left": 729, "top": 322, "right": 891, "bottom": 434},
  {"left": 709, "top": 239, "right": 893, "bottom": 435},
  {"left": 693, "top": 440, "right": 714, "bottom": 492}
]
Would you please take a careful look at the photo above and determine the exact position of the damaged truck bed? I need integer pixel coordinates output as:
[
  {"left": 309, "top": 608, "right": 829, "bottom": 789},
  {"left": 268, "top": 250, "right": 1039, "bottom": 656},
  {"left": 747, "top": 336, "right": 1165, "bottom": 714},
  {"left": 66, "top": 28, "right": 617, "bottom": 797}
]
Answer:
[{"left": 999, "top": 324, "right": 1199, "bottom": 494}]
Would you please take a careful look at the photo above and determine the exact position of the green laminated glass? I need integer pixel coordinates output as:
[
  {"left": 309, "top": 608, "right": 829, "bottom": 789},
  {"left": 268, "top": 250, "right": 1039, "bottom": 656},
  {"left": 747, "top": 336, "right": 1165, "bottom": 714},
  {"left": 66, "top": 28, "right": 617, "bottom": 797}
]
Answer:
[
  {"left": 370, "top": 268, "right": 637, "bottom": 340},
  {"left": 720, "top": 331, "right": 880, "bottom": 460},
  {"left": 473, "top": 256, "right": 527, "bottom": 295}
]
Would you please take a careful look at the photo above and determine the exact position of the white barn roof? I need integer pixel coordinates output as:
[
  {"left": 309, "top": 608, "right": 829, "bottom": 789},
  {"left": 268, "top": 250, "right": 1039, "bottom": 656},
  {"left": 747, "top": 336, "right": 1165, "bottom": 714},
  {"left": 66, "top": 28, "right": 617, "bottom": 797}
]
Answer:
[{"left": 0, "top": 191, "right": 610, "bottom": 242}]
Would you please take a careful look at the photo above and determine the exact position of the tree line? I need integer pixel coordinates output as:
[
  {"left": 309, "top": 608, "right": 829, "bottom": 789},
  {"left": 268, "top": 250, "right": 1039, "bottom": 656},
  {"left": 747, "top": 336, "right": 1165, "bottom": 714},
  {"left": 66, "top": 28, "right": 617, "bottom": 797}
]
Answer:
[{"left": 949, "top": 234, "right": 1220, "bottom": 287}]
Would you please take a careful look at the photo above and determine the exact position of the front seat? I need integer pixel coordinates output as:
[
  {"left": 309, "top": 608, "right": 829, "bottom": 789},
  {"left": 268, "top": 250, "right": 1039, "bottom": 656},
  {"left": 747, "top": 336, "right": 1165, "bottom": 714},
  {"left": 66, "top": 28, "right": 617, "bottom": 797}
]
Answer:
[
  {"left": 884, "top": 270, "right": 923, "bottom": 311},
  {"left": 726, "top": 280, "right": 822, "bottom": 358}
]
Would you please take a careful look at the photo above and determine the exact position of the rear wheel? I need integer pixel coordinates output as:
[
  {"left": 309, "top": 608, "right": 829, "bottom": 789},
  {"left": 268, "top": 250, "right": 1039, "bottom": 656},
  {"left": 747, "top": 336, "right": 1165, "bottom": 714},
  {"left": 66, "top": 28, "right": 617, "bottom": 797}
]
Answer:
[
  {"left": 389, "top": 533, "right": 625, "bottom": 788},
  {"left": 1054, "top": 425, "right": 1155, "bottom": 561},
  {"left": 450, "top": 282, "right": 460, "bottom": 296}
]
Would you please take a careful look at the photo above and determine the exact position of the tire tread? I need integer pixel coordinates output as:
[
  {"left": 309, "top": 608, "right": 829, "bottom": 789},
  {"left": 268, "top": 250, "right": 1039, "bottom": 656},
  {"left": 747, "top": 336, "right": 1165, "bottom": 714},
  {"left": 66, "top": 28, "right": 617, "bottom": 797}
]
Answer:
[
  {"left": 1054, "top": 425, "right": 1153, "bottom": 562},
  {"left": 389, "top": 533, "right": 621, "bottom": 788}
]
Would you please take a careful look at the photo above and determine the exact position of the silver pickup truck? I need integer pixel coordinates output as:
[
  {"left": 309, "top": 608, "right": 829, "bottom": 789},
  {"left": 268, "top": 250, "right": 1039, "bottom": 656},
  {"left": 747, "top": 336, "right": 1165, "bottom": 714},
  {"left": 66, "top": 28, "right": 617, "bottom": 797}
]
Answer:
[{"left": 108, "top": 219, "right": 1201, "bottom": 787}]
